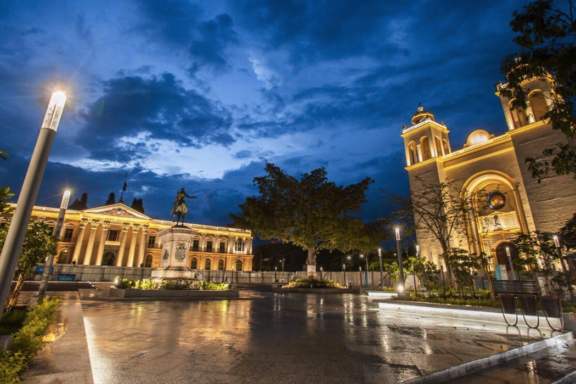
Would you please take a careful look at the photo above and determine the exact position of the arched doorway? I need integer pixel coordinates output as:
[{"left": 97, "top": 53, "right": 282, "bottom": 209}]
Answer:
[
  {"left": 204, "top": 258, "right": 211, "bottom": 270},
  {"left": 144, "top": 254, "right": 153, "bottom": 268},
  {"left": 495, "top": 242, "right": 519, "bottom": 271},
  {"left": 190, "top": 257, "right": 198, "bottom": 269},
  {"left": 57, "top": 249, "right": 69, "bottom": 264},
  {"left": 235, "top": 259, "right": 243, "bottom": 272},
  {"left": 218, "top": 259, "right": 225, "bottom": 270},
  {"left": 102, "top": 251, "right": 115, "bottom": 266}
]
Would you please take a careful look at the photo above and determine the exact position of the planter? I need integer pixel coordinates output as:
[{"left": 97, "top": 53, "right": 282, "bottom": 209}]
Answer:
[
  {"left": 272, "top": 287, "right": 361, "bottom": 294},
  {"left": 109, "top": 287, "right": 239, "bottom": 299}
]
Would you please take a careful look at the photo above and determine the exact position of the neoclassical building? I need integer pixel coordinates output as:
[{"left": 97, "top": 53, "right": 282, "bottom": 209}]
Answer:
[
  {"left": 402, "top": 74, "right": 576, "bottom": 269},
  {"left": 3, "top": 202, "right": 254, "bottom": 271}
]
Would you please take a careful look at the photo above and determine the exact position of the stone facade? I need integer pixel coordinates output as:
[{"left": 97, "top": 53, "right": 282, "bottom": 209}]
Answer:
[
  {"left": 3, "top": 202, "right": 254, "bottom": 271},
  {"left": 402, "top": 76, "right": 576, "bottom": 268}
]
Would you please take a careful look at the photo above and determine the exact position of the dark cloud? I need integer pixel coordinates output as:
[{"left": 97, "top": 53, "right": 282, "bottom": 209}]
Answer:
[
  {"left": 78, "top": 72, "right": 234, "bottom": 161},
  {"left": 188, "top": 14, "right": 238, "bottom": 74}
]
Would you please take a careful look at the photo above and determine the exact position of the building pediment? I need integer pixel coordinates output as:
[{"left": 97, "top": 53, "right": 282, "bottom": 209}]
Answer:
[{"left": 83, "top": 203, "right": 151, "bottom": 220}]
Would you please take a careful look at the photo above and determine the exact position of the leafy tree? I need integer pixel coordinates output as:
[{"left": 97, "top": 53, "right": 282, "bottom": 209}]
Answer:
[
  {"left": 131, "top": 198, "right": 145, "bottom": 214},
  {"left": 477, "top": 252, "right": 496, "bottom": 300},
  {"left": 440, "top": 248, "right": 481, "bottom": 297},
  {"left": 105, "top": 192, "right": 116, "bottom": 205},
  {"left": 69, "top": 193, "right": 88, "bottom": 210},
  {"left": 501, "top": 0, "right": 576, "bottom": 181},
  {"left": 403, "top": 256, "right": 427, "bottom": 295},
  {"left": 231, "top": 163, "right": 386, "bottom": 274},
  {"left": 0, "top": 150, "right": 14, "bottom": 220},
  {"left": 559, "top": 212, "right": 576, "bottom": 250},
  {"left": 382, "top": 261, "right": 399, "bottom": 286},
  {"left": 421, "top": 260, "right": 439, "bottom": 291},
  {"left": 0, "top": 221, "right": 57, "bottom": 310}
]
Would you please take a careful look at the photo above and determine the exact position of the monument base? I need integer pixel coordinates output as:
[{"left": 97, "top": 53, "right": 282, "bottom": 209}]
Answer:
[{"left": 151, "top": 267, "right": 196, "bottom": 280}]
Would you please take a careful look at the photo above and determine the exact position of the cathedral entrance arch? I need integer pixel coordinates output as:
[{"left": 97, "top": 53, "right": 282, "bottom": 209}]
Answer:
[{"left": 102, "top": 251, "right": 116, "bottom": 266}]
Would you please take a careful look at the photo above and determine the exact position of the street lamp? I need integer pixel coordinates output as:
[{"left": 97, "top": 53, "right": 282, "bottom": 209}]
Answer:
[
  {"left": 553, "top": 235, "right": 575, "bottom": 301},
  {"left": 505, "top": 247, "right": 517, "bottom": 280},
  {"left": 395, "top": 227, "right": 405, "bottom": 297},
  {"left": 360, "top": 254, "right": 368, "bottom": 287},
  {"left": 0, "top": 90, "right": 67, "bottom": 311},
  {"left": 416, "top": 245, "right": 420, "bottom": 258},
  {"left": 320, "top": 266, "right": 323, "bottom": 280},
  {"left": 36, "top": 189, "right": 71, "bottom": 300},
  {"left": 378, "top": 248, "right": 384, "bottom": 288}
]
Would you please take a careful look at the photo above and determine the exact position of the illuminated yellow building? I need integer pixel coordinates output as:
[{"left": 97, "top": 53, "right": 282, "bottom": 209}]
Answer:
[
  {"left": 402, "top": 75, "right": 576, "bottom": 268},
  {"left": 4, "top": 202, "right": 254, "bottom": 271}
]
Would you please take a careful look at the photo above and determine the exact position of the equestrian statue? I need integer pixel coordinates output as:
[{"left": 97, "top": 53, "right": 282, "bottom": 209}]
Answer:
[{"left": 171, "top": 188, "right": 196, "bottom": 226}]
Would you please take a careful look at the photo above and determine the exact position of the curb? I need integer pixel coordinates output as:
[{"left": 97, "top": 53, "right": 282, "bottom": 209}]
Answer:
[{"left": 400, "top": 332, "right": 573, "bottom": 384}]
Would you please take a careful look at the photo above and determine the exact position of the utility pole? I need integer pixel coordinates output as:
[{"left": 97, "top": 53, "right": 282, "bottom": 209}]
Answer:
[
  {"left": 395, "top": 228, "right": 405, "bottom": 297},
  {"left": 36, "top": 190, "right": 71, "bottom": 300},
  {"left": 378, "top": 248, "right": 384, "bottom": 288},
  {"left": 0, "top": 90, "right": 66, "bottom": 312}
]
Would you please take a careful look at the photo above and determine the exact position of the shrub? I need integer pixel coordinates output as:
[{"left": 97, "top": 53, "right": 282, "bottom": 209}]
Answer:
[
  {"left": 282, "top": 278, "right": 344, "bottom": 289},
  {"left": 114, "top": 277, "right": 229, "bottom": 291},
  {"left": 0, "top": 309, "right": 27, "bottom": 336},
  {"left": 0, "top": 297, "right": 60, "bottom": 383}
]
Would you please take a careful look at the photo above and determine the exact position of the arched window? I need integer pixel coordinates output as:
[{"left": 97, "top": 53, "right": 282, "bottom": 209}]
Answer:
[
  {"left": 408, "top": 142, "right": 418, "bottom": 165},
  {"left": 204, "top": 258, "right": 212, "bottom": 270},
  {"left": 420, "top": 137, "right": 432, "bottom": 161},
  {"left": 443, "top": 139, "right": 450, "bottom": 155},
  {"left": 434, "top": 136, "right": 443, "bottom": 157},
  {"left": 190, "top": 257, "right": 198, "bottom": 269},
  {"left": 495, "top": 243, "right": 518, "bottom": 271},
  {"left": 509, "top": 100, "right": 528, "bottom": 129},
  {"left": 57, "top": 249, "right": 69, "bottom": 264},
  {"left": 529, "top": 91, "right": 548, "bottom": 121},
  {"left": 235, "top": 259, "right": 243, "bottom": 272},
  {"left": 218, "top": 259, "right": 225, "bottom": 270},
  {"left": 144, "top": 254, "right": 153, "bottom": 268},
  {"left": 102, "top": 251, "right": 115, "bottom": 266}
]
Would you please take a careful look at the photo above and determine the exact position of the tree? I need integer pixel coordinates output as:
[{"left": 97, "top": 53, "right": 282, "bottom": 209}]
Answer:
[
  {"left": 559, "top": 212, "right": 576, "bottom": 250},
  {"left": 105, "top": 192, "right": 116, "bottom": 205},
  {"left": 501, "top": 0, "right": 576, "bottom": 181},
  {"left": 231, "top": 163, "right": 385, "bottom": 274},
  {"left": 440, "top": 248, "right": 481, "bottom": 297},
  {"left": 131, "top": 198, "right": 145, "bottom": 214},
  {"left": 70, "top": 193, "right": 88, "bottom": 210},
  {"left": 403, "top": 256, "right": 426, "bottom": 295},
  {"left": 382, "top": 261, "right": 399, "bottom": 286},
  {"left": 477, "top": 252, "right": 496, "bottom": 300},
  {"left": 0, "top": 221, "right": 57, "bottom": 310},
  {"left": 0, "top": 150, "right": 14, "bottom": 220}
]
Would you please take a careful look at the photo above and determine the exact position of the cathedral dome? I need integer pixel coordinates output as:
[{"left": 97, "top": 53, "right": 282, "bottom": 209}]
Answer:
[{"left": 411, "top": 104, "right": 435, "bottom": 125}]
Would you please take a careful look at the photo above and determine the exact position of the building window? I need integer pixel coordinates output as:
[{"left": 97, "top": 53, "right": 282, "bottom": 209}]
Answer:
[
  {"left": 218, "top": 259, "right": 225, "bottom": 270},
  {"left": 443, "top": 139, "right": 450, "bottom": 155},
  {"left": 204, "top": 258, "right": 211, "bottom": 270},
  {"left": 193, "top": 239, "right": 200, "bottom": 251},
  {"left": 509, "top": 100, "right": 529, "bottom": 129},
  {"left": 57, "top": 249, "right": 69, "bottom": 263},
  {"left": 408, "top": 142, "right": 418, "bottom": 165},
  {"left": 190, "top": 257, "right": 198, "bottom": 269},
  {"left": 206, "top": 241, "right": 213, "bottom": 252},
  {"left": 235, "top": 259, "right": 243, "bottom": 271},
  {"left": 63, "top": 228, "right": 74, "bottom": 242},
  {"left": 147, "top": 236, "right": 156, "bottom": 248},
  {"left": 529, "top": 91, "right": 548, "bottom": 121},
  {"left": 108, "top": 230, "right": 119, "bottom": 242},
  {"left": 220, "top": 242, "right": 226, "bottom": 253},
  {"left": 434, "top": 136, "right": 443, "bottom": 157},
  {"left": 421, "top": 137, "right": 432, "bottom": 161},
  {"left": 235, "top": 240, "right": 245, "bottom": 252},
  {"left": 102, "top": 251, "right": 115, "bottom": 266},
  {"left": 144, "top": 254, "right": 153, "bottom": 268}
]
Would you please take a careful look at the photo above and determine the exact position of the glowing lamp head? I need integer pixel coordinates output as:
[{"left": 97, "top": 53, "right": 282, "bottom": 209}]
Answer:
[
  {"left": 505, "top": 247, "right": 511, "bottom": 257},
  {"left": 398, "top": 285, "right": 404, "bottom": 293},
  {"left": 395, "top": 227, "right": 400, "bottom": 241},
  {"left": 360, "top": 254, "right": 364, "bottom": 258},
  {"left": 60, "top": 189, "right": 72, "bottom": 209},
  {"left": 42, "top": 90, "right": 67, "bottom": 131},
  {"left": 553, "top": 235, "right": 560, "bottom": 248}
]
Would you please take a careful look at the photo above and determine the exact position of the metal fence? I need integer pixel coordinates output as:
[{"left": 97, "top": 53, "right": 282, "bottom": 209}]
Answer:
[{"left": 31, "top": 264, "right": 396, "bottom": 287}]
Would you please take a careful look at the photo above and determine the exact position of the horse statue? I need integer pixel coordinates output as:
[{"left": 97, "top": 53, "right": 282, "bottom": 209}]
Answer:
[{"left": 171, "top": 188, "right": 196, "bottom": 226}]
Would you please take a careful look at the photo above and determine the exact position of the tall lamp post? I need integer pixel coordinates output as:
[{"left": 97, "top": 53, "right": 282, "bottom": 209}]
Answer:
[
  {"left": 395, "top": 227, "right": 405, "bottom": 297},
  {"left": 360, "top": 254, "right": 368, "bottom": 287},
  {"left": 378, "top": 248, "right": 384, "bottom": 288},
  {"left": 554, "top": 235, "right": 575, "bottom": 301},
  {"left": 37, "top": 189, "right": 71, "bottom": 300},
  {"left": 0, "top": 90, "right": 67, "bottom": 312},
  {"left": 505, "top": 247, "right": 517, "bottom": 280}
]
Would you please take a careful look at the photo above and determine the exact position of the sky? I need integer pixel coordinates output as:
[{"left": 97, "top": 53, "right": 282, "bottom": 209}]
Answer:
[{"left": 0, "top": 0, "right": 531, "bottom": 226}]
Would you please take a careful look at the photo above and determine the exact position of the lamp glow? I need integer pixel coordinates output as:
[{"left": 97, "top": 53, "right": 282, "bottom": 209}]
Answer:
[
  {"left": 553, "top": 235, "right": 560, "bottom": 248},
  {"left": 41, "top": 91, "right": 67, "bottom": 132},
  {"left": 395, "top": 227, "right": 400, "bottom": 241},
  {"left": 505, "top": 247, "right": 511, "bottom": 257},
  {"left": 60, "top": 190, "right": 71, "bottom": 209},
  {"left": 398, "top": 285, "right": 404, "bottom": 292}
]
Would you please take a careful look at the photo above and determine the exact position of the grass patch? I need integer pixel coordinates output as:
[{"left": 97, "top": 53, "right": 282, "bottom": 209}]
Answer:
[
  {"left": 282, "top": 278, "right": 345, "bottom": 289},
  {"left": 0, "top": 297, "right": 61, "bottom": 383},
  {"left": 115, "top": 277, "right": 230, "bottom": 291},
  {"left": 396, "top": 295, "right": 500, "bottom": 308}
]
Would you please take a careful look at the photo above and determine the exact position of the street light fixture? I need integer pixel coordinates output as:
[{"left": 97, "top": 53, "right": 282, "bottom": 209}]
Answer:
[
  {"left": 378, "top": 248, "right": 384, "bottom": 288},
  {"left": 505, "top": 246, "right": 517, "bottom": 280},
  {"left": 395, "top": 227, "right": 405, "bottom": 297},
  {"left": 0, "top": 89, "right": 67, "bottom": 311},
  {"left": 360, "top": 254, "right": 368, "bottom": 287},
  {"left": 553, "top": 235, "right": 574, "bottom": 301}
]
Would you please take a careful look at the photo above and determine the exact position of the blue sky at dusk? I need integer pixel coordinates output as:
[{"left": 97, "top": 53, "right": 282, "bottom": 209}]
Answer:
[{"left": 0, "top": 0, "right": 530, "bottom": 225}]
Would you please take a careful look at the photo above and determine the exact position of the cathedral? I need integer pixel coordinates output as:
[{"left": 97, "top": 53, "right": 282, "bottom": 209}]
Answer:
[{"left": 402, "top": 74, "right": 576, "bottom": 269}]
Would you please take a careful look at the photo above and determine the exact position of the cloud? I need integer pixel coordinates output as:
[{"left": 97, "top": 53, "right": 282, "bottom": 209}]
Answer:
[
  {"left": 188, "top": 14, "right": 238, "bottom": 74},
  {"left": 77, "top": 72, "right": 234, "bottom": 162}
]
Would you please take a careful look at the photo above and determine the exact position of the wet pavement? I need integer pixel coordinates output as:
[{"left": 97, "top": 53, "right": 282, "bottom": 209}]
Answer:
[{"left": 80, "top": 291, "right": 560, "bottom": 384}]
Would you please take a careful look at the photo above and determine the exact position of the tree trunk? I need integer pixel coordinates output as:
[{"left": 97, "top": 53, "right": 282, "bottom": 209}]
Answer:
[
  {"left": 483, "top": 266, "right": 496, "bottom": 301},
  {"left": 306, "top": 247, "right": 316, "bottom": 278},
  {"left": 413, "top": 274, "right": 418, "bottom": 296},
  {"left": 7, "top": 273, "right": 26, "bottom": 310}
]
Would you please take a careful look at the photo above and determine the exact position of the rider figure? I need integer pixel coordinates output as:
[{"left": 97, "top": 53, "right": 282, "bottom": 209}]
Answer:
[{"left": 171, "top": 188, "right": 196, "bottom": 225}]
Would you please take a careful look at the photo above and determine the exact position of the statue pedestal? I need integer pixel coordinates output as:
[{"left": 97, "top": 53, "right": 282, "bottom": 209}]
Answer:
[{"left": 151, "top": 226, "right": 196, "bottom": 280}]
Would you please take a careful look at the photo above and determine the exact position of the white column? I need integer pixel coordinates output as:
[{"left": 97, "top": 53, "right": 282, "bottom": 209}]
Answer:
[
  {"left": 116, "top": 224, "right": 130, "bottom": 266},
  {"left": 95, "top": 222, "right": 110, "bottom": 265},
  {"left": 83, "top": 221, "right": 99, "bottom": 265},
  {"left": 201, "top": 233, "right": 207, "bottom": 251},
  {"left": 71, "top": 220, "right": 87, "bottom": 263},
  {"left": 228, "top": 236, "right": 236, "bottom": 253},
  {"left": 525, "top": 101, "right": 536, "bottom": 123},
  {"left": 137, "top": 225, "right": 148, "bottom": 267},
  {"left": 247, "top": 239, "right": 253, "bottom": 255},
  {"left": 214, "top": 235, "right": 220, "bottom": 253},
  {"left": 128, "top": 225, "right": 140, "bottom": 267}
]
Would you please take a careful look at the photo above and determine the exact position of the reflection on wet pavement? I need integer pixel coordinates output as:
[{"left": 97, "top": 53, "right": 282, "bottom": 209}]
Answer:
[{"left": 81, "top": 291, "right": 549, "bottom": 384}]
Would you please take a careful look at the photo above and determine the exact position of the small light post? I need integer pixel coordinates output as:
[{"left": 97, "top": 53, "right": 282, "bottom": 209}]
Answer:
[
  {"left": 343, "top": 263, "right": 347, "bottom": 287},
  {"left": 505, "top": 247, "right": 517, "bottom": 280},
  {"left": 36, "top": 189, "right": 71, "bottom": 300},
  {"left": 0, "top": 90, "right": 67, "bottom": 312},
  {"left": 275, "top": 266, "right": 277, "bottom": 282},
  {"left": 320, "top": 266, "right": 323, "bottom": 280},
  {"left": 395, "top": 227, "right": 405, "bottom": 297},
  {"left": 378, "top": 248, "right": 384, "bottom": 288},
  {"left": 360, "top": 254, "right": 368, "bottom": 287},
  {"left": 554, "top": 235, "right": 575, "bottom": 301},
  {"left": 416, "top": 245, "right": 420, "bottom": 258},
  {"left": 281, "top": 258, "right": 285, "bottom": 272}
]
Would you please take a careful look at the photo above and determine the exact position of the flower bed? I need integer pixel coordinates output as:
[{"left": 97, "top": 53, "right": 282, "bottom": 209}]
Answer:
[
  {"left": 115, "top": 277, "right": 229, "bottom": 291},
  {"left": 0, "top": 297, "right": 61, "bottom": 383},
  {"left": 282, "top": 278, "right": 345, "bottom": 289}
]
